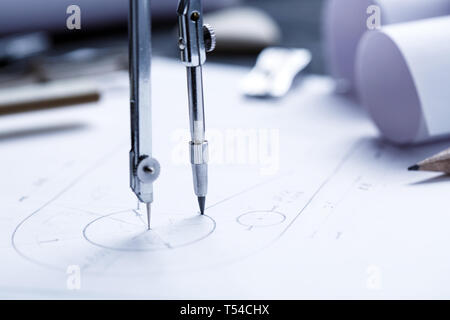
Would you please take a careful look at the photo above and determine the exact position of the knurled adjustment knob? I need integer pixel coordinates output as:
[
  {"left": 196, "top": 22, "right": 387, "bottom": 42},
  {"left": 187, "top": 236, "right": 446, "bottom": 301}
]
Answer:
[{"left": 203, "top": 24, "right": 216, "bottom": 53}]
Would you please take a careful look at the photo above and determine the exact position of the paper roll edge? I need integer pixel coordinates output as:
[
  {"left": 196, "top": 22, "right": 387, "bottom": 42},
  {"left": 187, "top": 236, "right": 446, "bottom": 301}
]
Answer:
[{"left": 355, "top": 28, "right": 427, "bottom": 145}]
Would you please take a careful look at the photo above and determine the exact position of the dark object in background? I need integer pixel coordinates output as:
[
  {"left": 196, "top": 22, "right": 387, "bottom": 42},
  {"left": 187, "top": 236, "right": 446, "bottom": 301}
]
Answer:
[
  {"left": 0, "top": 0, "right": 326, "bottom": 76},
  {"left": 0, "top": 33, "right": 51, "bottom": 65},
  {"left": 0, "top": 0, "right": 239, "bottom": 35},
  {"left": 243, "top": 0, "right": 325, "bottom": 74},
  {"left": 206, "top": 0, "right": 325, "bottom": 74}
]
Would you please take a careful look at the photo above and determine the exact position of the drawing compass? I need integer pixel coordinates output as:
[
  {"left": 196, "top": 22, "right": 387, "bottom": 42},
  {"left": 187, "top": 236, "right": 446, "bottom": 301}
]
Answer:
[
  {"left": 128, "top": 0, "right": 214, "bottom": 229},
  {"left": 128, "top": 0, "right": 160, "bottom": 230},
  {"left": 177, "top": 0, "right": 216, "bottom": 214}
]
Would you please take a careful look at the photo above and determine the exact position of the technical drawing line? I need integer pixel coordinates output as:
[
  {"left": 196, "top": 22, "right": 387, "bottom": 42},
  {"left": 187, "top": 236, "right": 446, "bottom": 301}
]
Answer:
[
  {"left": 11, "top": 143, "right": 127, "bottom": 271},
  {"left": 10, "top": 135, "right": 362, "bottom": 273},
  {"left": 82, "top": 213, "right": 216, "bottom": 252},
  {"left": 190, "top": 141, "right": 367, "bottom": 277},
  {"left": 205, "top": 174, "right": 289, "bottom": 212},
  {"left": 59, "top": 205, "right": 144, "bottom": 227},
  {"left": 276, "top": 140, "right": 364, "bottom": 239},
  {"left": 10, "top": 144, "right": 276, "bottom": 270}
]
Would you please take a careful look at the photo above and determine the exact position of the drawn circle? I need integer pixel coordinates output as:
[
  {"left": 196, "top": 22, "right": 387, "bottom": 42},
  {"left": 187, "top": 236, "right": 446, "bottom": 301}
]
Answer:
[
  {"left": 83, "top": 211, "right": 215, "bottom": 252},
  {"left": 237, "top": 211, "right": 286, "bottom": 228}
]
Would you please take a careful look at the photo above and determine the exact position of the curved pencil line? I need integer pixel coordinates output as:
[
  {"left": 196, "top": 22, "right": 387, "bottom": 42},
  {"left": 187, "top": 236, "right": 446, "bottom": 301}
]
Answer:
[
  {"left": 11, "top": 145, "right": 125, "bottom": 272},
  {"left": 82, "top": 213, "right": 216, "bottom": 252}
]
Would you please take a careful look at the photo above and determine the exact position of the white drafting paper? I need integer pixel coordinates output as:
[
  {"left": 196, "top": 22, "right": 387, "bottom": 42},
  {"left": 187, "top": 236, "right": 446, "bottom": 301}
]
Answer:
[
  {"left": 357, "top": 16, "right": 450, "bottom": 144},
  {"left": 1, "top": 59, "right": 450, "bottom": 299}
]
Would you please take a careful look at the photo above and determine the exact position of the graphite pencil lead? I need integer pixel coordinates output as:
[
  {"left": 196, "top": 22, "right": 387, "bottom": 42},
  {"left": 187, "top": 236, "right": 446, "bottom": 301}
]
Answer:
[{"left": 198, "top": 196, "right": 206, "bottom": 215}]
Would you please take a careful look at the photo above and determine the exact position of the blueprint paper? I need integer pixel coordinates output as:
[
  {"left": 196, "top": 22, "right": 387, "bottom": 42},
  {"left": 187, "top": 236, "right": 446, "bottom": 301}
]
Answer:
[{"left": 1, "top": 60, "right": 450, "bottom": 299}]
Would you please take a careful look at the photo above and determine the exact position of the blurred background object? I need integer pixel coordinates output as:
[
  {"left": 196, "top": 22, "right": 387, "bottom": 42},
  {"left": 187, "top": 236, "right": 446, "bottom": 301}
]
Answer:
[
  {"left": 0, "top": 0, "right": 326, "bottom": 71},
  {"left": 0, "top": 0, "right": 448, "bottom": 145},
  {"left": 0, "top": 0, "right": 327, "bottom": 114},
  {"left": 0, "top": 0, "right": 239, "bottom": 34},
  {"left": 0, "top": 32, "right": 51, "bottom": 63},
  {"left": 323, "top": 0, "right": 450, "bottom": 96},
  {"left": 0, "top": 78, "right": 100, "bottom": 115},
  {"left": 241, "top": 47, "right": 312, "bottom": 98},
  {"left": 203, "top": 7, "right": 282, "bottom": 53}
]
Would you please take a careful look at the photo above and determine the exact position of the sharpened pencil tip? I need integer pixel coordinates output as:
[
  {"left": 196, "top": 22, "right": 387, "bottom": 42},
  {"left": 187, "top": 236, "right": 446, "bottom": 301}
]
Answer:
[
  {"left": 408, "top": 164, "right": 420, "bottom": 171},
  {"left": 198, "top": 196, "right": 206, "bottom": 215}
]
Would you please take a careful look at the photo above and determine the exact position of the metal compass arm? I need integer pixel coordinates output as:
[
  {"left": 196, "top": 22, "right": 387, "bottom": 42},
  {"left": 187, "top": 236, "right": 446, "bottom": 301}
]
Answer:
[
  {"left": 129, "top": 0, "right": 160, "bottom": 229},
  {"left": 177, "top": 0, "right": 216, "bottom": 214}
]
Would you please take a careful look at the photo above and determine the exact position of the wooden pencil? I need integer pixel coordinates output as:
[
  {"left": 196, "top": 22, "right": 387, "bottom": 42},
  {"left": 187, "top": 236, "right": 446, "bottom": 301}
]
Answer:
[
  {"left": 0, "top": 79, "right": 100, "bottom": 116},
  {"left": 408, "top": 148, "right": 450, "bottom": 174}
]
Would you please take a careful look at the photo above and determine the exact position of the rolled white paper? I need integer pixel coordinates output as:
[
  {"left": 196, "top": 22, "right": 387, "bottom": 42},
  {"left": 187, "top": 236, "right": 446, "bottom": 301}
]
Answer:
[
  {"left": 322, "top": 0, "right": 450, "bottom": 93},
  {"left": 356, "top": 16, "right": 450, "bottom": 144}
]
